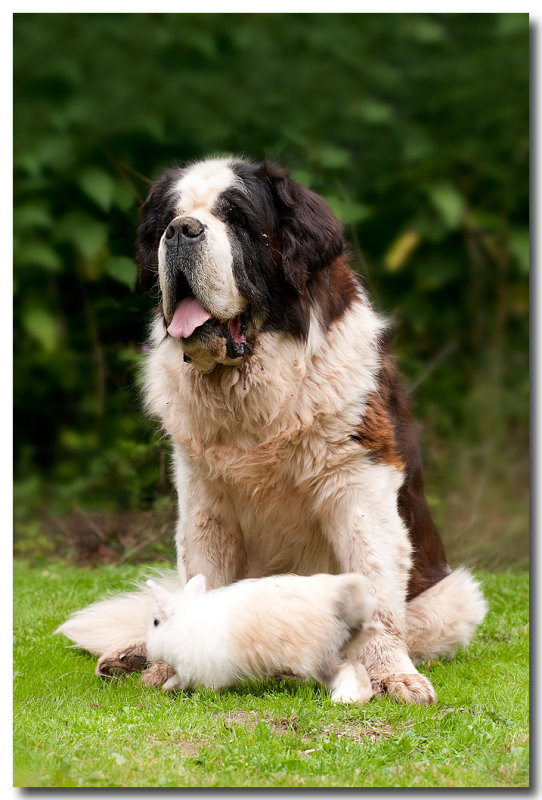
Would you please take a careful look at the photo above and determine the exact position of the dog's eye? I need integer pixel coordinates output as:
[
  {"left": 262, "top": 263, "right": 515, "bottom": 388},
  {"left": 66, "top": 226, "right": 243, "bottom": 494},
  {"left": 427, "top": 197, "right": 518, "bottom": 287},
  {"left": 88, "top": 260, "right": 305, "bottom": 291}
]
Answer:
[
  {"left": 225, "top": 205, "right": 244, "bottom": 226},
  {"left": 153, "top": 618, "right": 160, "bottom": 627}
]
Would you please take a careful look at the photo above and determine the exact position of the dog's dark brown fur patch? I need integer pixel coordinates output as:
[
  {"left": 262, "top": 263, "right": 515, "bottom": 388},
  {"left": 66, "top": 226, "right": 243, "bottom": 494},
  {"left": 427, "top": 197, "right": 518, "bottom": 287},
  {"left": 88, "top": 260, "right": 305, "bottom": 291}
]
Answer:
[
  {"left": 353, "top": 392, "right": 405, "bottom": 471},
  {"left": 354, "top": 347, "right": 450, "bottom": 601}
]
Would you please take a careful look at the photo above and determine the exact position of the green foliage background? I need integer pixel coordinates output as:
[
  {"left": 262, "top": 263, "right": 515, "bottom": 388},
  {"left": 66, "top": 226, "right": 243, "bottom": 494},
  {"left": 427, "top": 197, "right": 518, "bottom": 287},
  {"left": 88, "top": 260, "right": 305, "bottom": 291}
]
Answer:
[{"left": 13, "top": 13, "right": 529, "bottom": 566}]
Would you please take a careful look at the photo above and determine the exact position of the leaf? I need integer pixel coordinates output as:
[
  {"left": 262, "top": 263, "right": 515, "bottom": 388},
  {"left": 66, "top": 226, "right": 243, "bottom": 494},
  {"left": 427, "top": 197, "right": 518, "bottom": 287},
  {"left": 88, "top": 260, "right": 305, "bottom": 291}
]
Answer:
[
  {"left": 290, "top": 170, "right": 313, "bottom": 187},
  {"left": 74, "top": 221, "right": 108, "bottom": 260},
  {"left": 15, "top": 242, "right": 62, "bottom": 273},
  {"left": 79, "top": 168, "right": 115, "bottom": 211},
  {"left": 410, "top": 18, "right": 446, "bottom": 43},
  {"left": 57, "top": 212, "right": 109, "bottom": 260},
  {"left": 384, "top": 230, "right": 421, "bottom": 273},
  {"left": 14, "top": 150, "right": 43, "bottom": 177},
  {"left": 35, "top": 135, "right": 75, "bottom": 170},
  {"left": 325, "top": 196, "right": 372, "bottom": 225},
  {"left": 509, "top": 230, "right": 529, "bottom": 274},
  {"left": 401, "top": 129, "right": 433, "bottom": 163},
  {"left": 428, "top": 184, "right": 465, "bottom": 229},
  {"left": 313, "top": 146, "right": 351, "bottom": 170},
  {"left": 113, "top": 178, "right": 137, "bottom": 211},
  {"left": 14, "top": 203, "right": 53, "bottom": 232},
  {"left": 22, "top": 307, "right": 59, "bottom": 353},
  {"left": 356, "top": 99, "right": 394, "bottom": 124},
  {"left": 104, "top": 256, "right": 138, "bottom": 289},
  {"left": 497, "top": 13, "right": 528, "bottom": 37}
]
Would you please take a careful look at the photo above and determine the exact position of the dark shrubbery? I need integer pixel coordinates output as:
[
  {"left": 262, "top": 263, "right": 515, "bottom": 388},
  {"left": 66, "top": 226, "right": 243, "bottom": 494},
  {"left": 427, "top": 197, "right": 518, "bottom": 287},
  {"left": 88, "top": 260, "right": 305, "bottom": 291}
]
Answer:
[{"left": 13, "top": 14, "right": 528, "bottom": 563}]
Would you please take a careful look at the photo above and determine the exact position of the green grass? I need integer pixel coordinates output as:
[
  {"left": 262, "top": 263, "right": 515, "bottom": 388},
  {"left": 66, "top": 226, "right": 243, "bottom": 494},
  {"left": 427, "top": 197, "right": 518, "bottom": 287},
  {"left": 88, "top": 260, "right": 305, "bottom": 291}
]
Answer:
[{"left": 13, "top": 561, "right": 529, "bottom": 788}]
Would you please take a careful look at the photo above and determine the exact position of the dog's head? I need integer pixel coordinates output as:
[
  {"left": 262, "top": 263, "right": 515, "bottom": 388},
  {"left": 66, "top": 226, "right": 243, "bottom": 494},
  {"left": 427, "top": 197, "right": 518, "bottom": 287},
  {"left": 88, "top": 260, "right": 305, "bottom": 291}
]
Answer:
[{"left": 137, "top": 157, "right": 346, "bottom": 372}]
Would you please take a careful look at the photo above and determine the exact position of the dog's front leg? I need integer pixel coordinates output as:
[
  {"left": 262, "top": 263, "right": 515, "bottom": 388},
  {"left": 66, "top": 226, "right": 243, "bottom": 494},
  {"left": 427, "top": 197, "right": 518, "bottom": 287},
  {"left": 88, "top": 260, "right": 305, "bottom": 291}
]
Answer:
[
  {"left": 317, "top": 465, "right": 436, "bottom": 704},
  {"left": 175, "top": 461, "right": 248, "bottom": 589},
  {"left": 143, "top": 464, "right": 247, "bottom": 688}
]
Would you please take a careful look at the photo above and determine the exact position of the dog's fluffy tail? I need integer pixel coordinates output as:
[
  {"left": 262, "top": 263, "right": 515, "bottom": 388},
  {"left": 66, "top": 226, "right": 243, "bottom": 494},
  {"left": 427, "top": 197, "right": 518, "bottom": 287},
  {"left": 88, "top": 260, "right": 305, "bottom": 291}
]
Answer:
[
  {"left": 406, "top": 567, "right": 487, "bottom": 665},
  {"left": 55, "top": 570, "right": 180, "bottom": 656}
]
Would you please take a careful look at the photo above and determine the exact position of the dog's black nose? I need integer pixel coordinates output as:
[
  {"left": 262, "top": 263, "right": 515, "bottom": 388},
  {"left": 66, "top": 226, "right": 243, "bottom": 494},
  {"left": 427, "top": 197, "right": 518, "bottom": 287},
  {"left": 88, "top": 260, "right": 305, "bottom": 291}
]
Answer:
[{"left": 165, "top": 217, "right": 205, "bottom": 242}]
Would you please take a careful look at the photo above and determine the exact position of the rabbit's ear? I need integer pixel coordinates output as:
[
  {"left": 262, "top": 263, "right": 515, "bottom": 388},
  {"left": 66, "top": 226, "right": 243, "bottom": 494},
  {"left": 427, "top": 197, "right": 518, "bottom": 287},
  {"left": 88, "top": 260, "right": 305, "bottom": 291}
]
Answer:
[
  {"left": 183, "top": 574, "right": 207, "bottom": 599},
  {"left": 146, "top": 580, "right": 175, "bottom": 619}
]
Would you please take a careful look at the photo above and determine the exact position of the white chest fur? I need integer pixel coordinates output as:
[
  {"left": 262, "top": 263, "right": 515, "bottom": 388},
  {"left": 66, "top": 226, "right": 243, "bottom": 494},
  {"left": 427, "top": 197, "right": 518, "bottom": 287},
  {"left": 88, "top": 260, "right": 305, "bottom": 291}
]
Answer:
[{"left": 143, "top": 298, "right": 403, "bottom": 578}]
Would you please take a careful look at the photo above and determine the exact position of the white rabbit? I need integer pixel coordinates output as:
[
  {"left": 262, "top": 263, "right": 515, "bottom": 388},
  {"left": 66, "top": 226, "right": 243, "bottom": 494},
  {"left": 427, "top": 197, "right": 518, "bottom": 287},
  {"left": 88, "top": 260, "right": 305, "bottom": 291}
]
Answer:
[{"left": 146, "top": 572, "right": 378, "bottom": 704}]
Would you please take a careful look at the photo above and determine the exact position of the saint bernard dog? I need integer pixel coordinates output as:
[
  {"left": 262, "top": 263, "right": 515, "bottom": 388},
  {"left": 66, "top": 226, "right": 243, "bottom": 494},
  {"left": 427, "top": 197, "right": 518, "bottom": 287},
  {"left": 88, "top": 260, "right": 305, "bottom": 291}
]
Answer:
[{"left": 58, "top": 156, "right": 487, "bottom": 704}]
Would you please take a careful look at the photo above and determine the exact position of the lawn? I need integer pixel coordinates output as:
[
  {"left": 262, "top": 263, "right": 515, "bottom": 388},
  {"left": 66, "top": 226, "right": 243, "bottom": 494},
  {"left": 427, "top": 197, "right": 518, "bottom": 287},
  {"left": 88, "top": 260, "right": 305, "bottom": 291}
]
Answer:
[{"left": 13, "top": 562, "right": 529, "bottom": 788}]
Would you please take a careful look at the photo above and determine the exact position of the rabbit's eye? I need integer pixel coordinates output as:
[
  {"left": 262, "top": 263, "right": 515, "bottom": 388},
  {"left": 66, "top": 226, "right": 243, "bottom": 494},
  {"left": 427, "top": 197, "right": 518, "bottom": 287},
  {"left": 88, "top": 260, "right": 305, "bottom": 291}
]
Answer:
[{"left": 153, "top": 618, "right": 160, "bottom": 627}]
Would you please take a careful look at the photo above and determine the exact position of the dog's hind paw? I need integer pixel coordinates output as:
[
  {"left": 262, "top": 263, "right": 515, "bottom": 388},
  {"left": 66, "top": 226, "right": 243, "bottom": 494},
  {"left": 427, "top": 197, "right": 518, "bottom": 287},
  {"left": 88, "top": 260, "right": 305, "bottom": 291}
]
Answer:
[
  {"left": 141, "top": 661, "right": 176, "bottom": 688},
  {"left": 375, "top": 672, "right": 436, "bottom": 704}
]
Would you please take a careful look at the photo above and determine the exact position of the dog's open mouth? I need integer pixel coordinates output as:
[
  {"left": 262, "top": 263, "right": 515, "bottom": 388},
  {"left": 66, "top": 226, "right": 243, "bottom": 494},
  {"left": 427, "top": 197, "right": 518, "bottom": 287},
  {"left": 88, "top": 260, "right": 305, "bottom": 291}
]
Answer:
[
  {"left": 167, "top": 297, "right": 247, "bottom": 348},
  {"left": 164, "top": 273, "right": 248, "bottom": 363}
]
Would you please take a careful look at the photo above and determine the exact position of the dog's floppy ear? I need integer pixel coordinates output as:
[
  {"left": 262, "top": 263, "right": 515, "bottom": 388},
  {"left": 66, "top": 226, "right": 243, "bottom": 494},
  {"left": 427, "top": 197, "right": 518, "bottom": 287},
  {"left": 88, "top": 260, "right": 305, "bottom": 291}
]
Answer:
[
  {"left": 259, "top": 161, "right": 344, "bottom": 292},
  {"left": 136, "top": 168, "right": 182, "bottom": 292}
]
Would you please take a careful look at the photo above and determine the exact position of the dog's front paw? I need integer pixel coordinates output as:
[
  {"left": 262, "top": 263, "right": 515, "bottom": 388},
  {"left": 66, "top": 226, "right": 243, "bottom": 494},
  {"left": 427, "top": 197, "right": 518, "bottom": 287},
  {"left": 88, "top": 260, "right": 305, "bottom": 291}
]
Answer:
[
  {"left": 141, "top": 661, "right": 176, "bottom": 688},
  {"left": 375, "top": 672, "right": 436, "bottom": 704},
  {"left": 95, "top": 641, "right": 148, "bottom": 677}
]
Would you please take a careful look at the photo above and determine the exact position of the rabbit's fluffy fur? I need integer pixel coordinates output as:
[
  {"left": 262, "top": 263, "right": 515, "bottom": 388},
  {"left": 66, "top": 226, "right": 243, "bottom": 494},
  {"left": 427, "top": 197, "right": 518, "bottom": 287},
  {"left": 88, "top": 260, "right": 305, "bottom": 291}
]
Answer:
[{"left": 146, "top": 572, "right": 378, "bottom": 703}]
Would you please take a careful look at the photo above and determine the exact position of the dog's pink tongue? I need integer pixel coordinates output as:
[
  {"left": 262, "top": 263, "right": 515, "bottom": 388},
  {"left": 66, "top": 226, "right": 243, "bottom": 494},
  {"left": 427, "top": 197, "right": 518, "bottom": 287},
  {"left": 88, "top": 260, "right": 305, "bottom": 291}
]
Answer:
[{"left": 167, "top": 298, "right": 211, "bottom": 339}]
